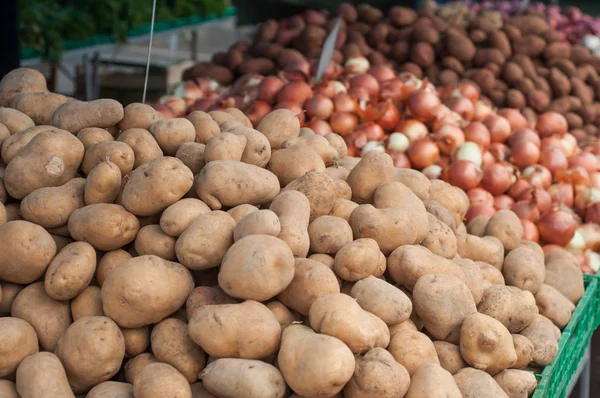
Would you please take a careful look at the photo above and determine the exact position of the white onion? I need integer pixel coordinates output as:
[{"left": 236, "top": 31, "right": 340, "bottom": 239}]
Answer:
[
  {"left": 585, "top": 250, "right": 600, "bottom": 273},
  {"left": 344, "top": 57, "right": 370, "bottom": 74},
  {"left": 361, "top": 141, "right": 386, "bottom": 156},
  {"left": 422, "top": 165, "right": 443, "bottom": 180},
  {"left": 332, "top": 81, "right": 347, "bottom": 94},
  {"left": 387, "top": 132, "right": 410, "bottom": 153},
  {"left": 454, "top": 142, "right": 483, "bottom": 167},
  {"left": 566, "top": 230, "right": 586, "bottom": 253}
]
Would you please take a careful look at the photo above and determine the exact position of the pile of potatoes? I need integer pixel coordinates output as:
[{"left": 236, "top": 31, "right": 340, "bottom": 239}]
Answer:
[{"left": 0, "top": 68, "right": 586, "bottom": 398}]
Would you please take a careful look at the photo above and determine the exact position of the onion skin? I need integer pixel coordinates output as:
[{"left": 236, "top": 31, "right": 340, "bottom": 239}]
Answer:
[
  {"left": 330, "top": 111, "right": 358, "bottom": 136},
  {"left": 548, "top": 183, "right": 575, "bottom": 208},
  {"left": 512, "top": 200, "right": 541, "bottom": 222},
  {"left": 538, "top": 209, "right": 577, "bottom": 246},
  {"left": 407, "top": 139, "right": 440, "bottom": 170},
  {"left": 407, "top": 90, "right": 442, "bottom": 121},
  {"left": 468, "top": 188, "right": 494, "bottom": 207},
  {"left": 480, "top": 163, "right": 513, "bottom": 196},
  {"left": 304, "top": 95, "right": 334, "bottom": 120},
  {"left": 444, "top": 160, "right": 483, "bottom": 191}
]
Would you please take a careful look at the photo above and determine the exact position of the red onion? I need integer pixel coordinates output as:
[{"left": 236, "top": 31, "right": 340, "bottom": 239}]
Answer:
[{"left": 244, "top": 100, "right": 272, "bottom": 126}]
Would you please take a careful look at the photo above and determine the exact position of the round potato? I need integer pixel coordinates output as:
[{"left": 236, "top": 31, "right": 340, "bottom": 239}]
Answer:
[
  {"left": 68, "top": 204, "right": 139, "bottom": 251},
  {"left": 134, "top": 225, "right": 177, "bottom": 261},
  {"left": 218, "top": 235, "right": 295, "bottom": 301},
  {"left": 0, "top": 380, "right": 18, "bottom": 398},
  {"left": 257, "top": 109, "right": 301, "bottom": 150},
  {"left": 308, "top": 215, "right": 353, "bottom": 254},
  {"left": 0, "top": 283, "right": 24, "bottom": 315},
  {"left": 186, "top": 286, "right": 238, "bottom": 320},
  {"left": 44, "top": 241, "right": 97, "bottom": 301},
  {"left": 0, "top": 68, "right": 48, "bottom": 107},
  {"left": 96, "top": 249, "right": 132, "bottom": 286},
  {"left": 159, "top": 198, "right": 211, "bottom": 237},
  {"left": 15, "top": 352, "right": 75, "bottom": 398},
  {"left": 77, "top": 127, "right": 114, "bottom": 150},
  {"left": 0, "top": 317, "right": 39, "bottom": 378},
  {"left": 121, "top": 156, "right": 193, "bottom": 216},
  {"left": 101, "top": 255, "right": 194, "bottom": 328},
  {"left": 84, "top": 160, "right": 122, "bottom": 205},
  {"left": 11, "top": 282, "right": 72, "bottom": 351},
  {"left": 120, "top": 326, "right": 150, "bottom": 359},
  {"left": 55, "top": 316, "right": 125, "bottom": 392},
  {"left": 233, "top": 209, "right": 281, "bottom": 242},
  {"left": 176, "top": 142, "right": 205, "bottom": 174},
  {"left": 71, "top": 286, "right": 104, "bottom": 320},
  {"left": 133, "top": 363, "right": 192, "bottom": 398},
  {"left": 124, "top": 353, "right": 159, "bottom": 384},
  {"left": 86, "top": 381, "right": 134, "bottom": 398},
  {"left": 0, "top": 220, "right": 57, "bottom": 284},
  {"left": 187, "top": 111, "right": 220, "bottom": 144},
  {"left": 117, "top": 128, "right": 164, "bottom": 169},
  {"left": 149, "top": 118, "right": 196, "bottom": 156},
  {"left": 151, "top": 318, "right": 206, "bottom": 383}
]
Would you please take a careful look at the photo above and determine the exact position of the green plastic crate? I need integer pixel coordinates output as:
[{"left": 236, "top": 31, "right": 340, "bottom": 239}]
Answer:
[{"left": 532, "top": 274, "right": 599, "bottom": 398}]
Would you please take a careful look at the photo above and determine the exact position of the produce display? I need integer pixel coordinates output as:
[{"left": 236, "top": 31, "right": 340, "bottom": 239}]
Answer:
[
  {"left": 153, "top": 3, "right": 600, "bottom": 274},
  {"left": 0, "top": 67, "right": 588, "bottom": 397}
]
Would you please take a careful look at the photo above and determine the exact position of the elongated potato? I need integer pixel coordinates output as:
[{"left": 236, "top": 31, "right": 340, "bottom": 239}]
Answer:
[
  {"left": 0, "top": 107, "right": 35, "bottom": 134},
  {"left": 10, "top": 92, "right": 70, "bottom": 125},
  {"left": 421, "top": 213, "right": 458, "bottom": 259},
  {"left": 68, "top": 204, "right": 139, "bottom": 251},
  {"left": 278, "top": 325, "right": 355, "bottom": 397},
  {"left": 282, "top": 132, "right": 340, "bottom": 166},
  {"left": 428, "top": 179, "right": 470, "bottom": 226},
  {"left": 494, "top": 369, "right": 537, "bottom": 398},
  {"left": 457, "top": 233, "right": 505, "bottom": 269},
  {"left": 269, "top": 146, "right": 326, "bottom": 186},
  {"left": 0, "top": 220, "right": 57, "bottom": 284},
  {"left": 394, "top": 167, "right": 431, "bottom": 200},
  {"left": 453, "top": 367, "right": 510, "bottom": 398},
  {"left": 11, "top": 282, "right": 72, "bottom": 351},
  {"left": 0, "top": 317, "right": 39, "bottom": 378},
  {"left": 195, "top": 160, "right": 280, "bottom": 210},
  {"left": 84, "top": 160, "right": 121, "bottom": 205},
  {"left": 4, "top": 129, "right": 84, "bottom": 199},
  {"left": 278, "top": 258, "right": 340, "bottom": 315},
  {"left": 502, "top": 245, "right": 545, "bottom": 294},
  {"left": 512, "top": 334, "right": 535, "bottom": 369},
  {"left": 219, "top": 235, "right": 294, "bottom": 301},
  {"left": 544, "top": 248, "right": 584, "bottom": 304},
  {"left": 201, "top": 358, "right": 286, "bottom": 398},
  {"left": 117, "top": 128, "right": 164, "bottom": 169},
  {"left": 133, "top": 363, "right": 192, "bottom": 398},
  {"left": 149, "top": 118, "right": 196, "bottom": 156},
  {"left": 55, "top": 316, "right": 125, "bottom": 392},
  {"left": 82, "top": 141, "right": 135, "bottom": 177},
  {"left": 118, "top": 103, "right": 164, "bottom": 131},
  {"left": 151, "top": 318, "right": 206, "bottom": 383},
  {"left": 350, "top": 276, "right": 412, "bottom": 325},
  {"left": 44, "top": 241, "right": 96, "bottom": 301},
  {"left": 52, "top": 99, "right": 124, "bottom": 133},
  {"left": 189, "top": 300, "right": 281, "bottom": 359},
  {"left": 77, "top": 127, "right": 114, "bottom": 150},
  {"left": 16, "top": 352, "right": 75, "bottom": 398},
  {"left": 270, "top": 191, "right": 311, "bottom": 257},
  {"left": 1, "top": 125, "right": 58, "bottom": 163},
  {"left": 520, "top": 315, "right": 559, "bottom": 366},
  {"left": 0, "top": 68, "right": 48, "bottom": 107},
  {"left": 388, "top": 329, "right": 440, "bottom": 376},
  {"left": 101, "top": 255, "right": 194, "bottom": 328},
  {"left": 224, "top": 126, "right": 272, "bottom": 167},
  {"left": 535, "top": 284, "right": 575, "bottom": 329},
  {"left": 20, "top": 178, "right": 85, "bottom": 228},
  {"left": 204, "top": 132, "right": 247, "bottom": 163},
  {"left": 175, "top": 211, "right": 235, "bottom": 270}
]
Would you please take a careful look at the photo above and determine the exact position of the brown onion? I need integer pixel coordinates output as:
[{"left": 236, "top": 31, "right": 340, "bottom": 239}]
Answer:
[
  {"left": 407, "top": 90, "right": 442, "bottom": 121},
  {"left": 468, "top": 188, "right": 494, "bottom": 207},
  {"left": 348, "top": 87, "right": 370, "bottom": 104},
  {"left": 489, "top": 143, "right": 509, "bottom": 162},
  {"left": 585, "top": 203, "right": 600, "bottom": 224},
  {"left": 305, "top": 95, "right": 334, "bottom": 120},
  {"left": 407, "top": 139, "right": 440, "bottom": 169},
  {"left": 482, "top": 151, "right": 496, "bottom": 168},
  {"left": 396, "top": 119, "right": 428, "bottom": 142},
  {"left": 356, "top": 122, "right": 385, "bottom": 141},
  {"left": 555, "top": 167, "right": 591, "bottom": 192},
  {"left": 465, "top": 205, "right": 496, "bottom": 224},
  {"left": 463, "top": 122, "right": 491, "bottom": 152},
  {"left": 518, "top": 187, "right": 552, "bottom": 215},
  {"left": 540, "top": 146, "right": 568, "bottom": 174},
  {"left": 375, "top": 102, "right": 401, "bottom": 133},
  {"left": 333, "top": 93, "right": 357, "bottom": 112},
  {"left": 457, "top": 81, "right": 480, "bottom": 102},
  {"left": 521, "top": 219, "right": 540, "bottom": 242},
  {"left": 497, "top": 108, "right": 529, "bottom": 131},
  {"left": 511, "top": 200, "right": 541, "bottom": 222},
  {"left": 494, "top": 195, "right": 515, "bottom": 210},
  {"left": 473, "top": 100, "right": 492, "bottom": 121},
  {"left": 575, "top": 188, "right": 600, "bottom": 214},
  {"left": 306, "top": 119, "right": 332, "bottom": 136},
  {"left": 330, "top": 111, "right": 358, "bottom": 136},
  {"left": 568, "top": 152, "right": 598, "bottom": 175},
  {"left": 508, "top": 127, "right": 541, "bottom": 148},
  {"left": 508, "top": 179, "right": 532, "bottom": 200},
  {"left": 536, "top": 111, "right": 568, "bottom": 137},
  {"left": 484, "top": 115, "right": 511, "bottom": 143},
  {"left": 256, "top": 76, "right": 284, "bottom": 105},
  {"left": 548, "top": 183, "right": 575, "bottom": 208},
  {"left": 446, "top": 96, "right": 474, "bottom": 122},
  {"left": 349, "top": 74, "right": 380, "bottom": 102},
  {"left": 370, "top": 65, "right": 396, "bottom": 83},
  {"left": 509, "top": 140, "right": 540, "bottom": 169},
  {"left": 154, "top": 103, "right": 177, "bottom": 118},
  {"left": 432, "top": 125, "right": 465, "bottom": 156},
  {"left": 445, "top": 160, "right": 483, "bottom": 190},
  {"left": 380, "top": 79, "right": 404, "bottom": 102},
  {"left": 480, "top": 163, "right": 513, "bottom": 196},
  {"left": 522, "top": 166, "right": 552, "bottom": 189},
  {"left": 538, "top": 209, "right": 577, "bottom": 246},
  {"left": 244, "top": 100, "right": 272, "bottom": 127},
  {"left": 159, "top": 96, "right": 187, "bottom": 117},
  {"left": 276, "top": 81, "right": 313, "bottom": 104}
]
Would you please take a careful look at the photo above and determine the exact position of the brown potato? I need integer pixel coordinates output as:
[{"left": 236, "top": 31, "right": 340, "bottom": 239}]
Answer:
[
  {"left": 200, "top": 358, "right": 286, "bottom": 398},
  {"left": 82, "top": 141, "right": 135, "bottom": 176},
  {"left": 133, "top": 363, "right": 192, "bottom": 398},
  {"left": 16, "top": 352, "right": 75, "bottom": 398},
  {"left": 233, "top": 209, "right": 281, "bottom": 241},
  {"left": 269, "top": 146, "right": 326, "bottom": 186},
  {"left": 186, "top": 286, "right": 237, "bottom": 320},
  {"left": 4, "top": 129, "right": 84, "bottom": 199},
  {"left": 535, "top": 284, "right": 575, "bottom": 329},
  {"left": 503, "top": 245, "right": 545, "bottom": 294},
  {"left": 308, "top": 215, "right": 353, "bottom": 254},
  {"left": 149, "top": 118, "right": 196, "bottom": 156},
  {"left": 121, "top": 326, "right": 150, "bottom": 358},
  {"left": 0, "top": 380, "right": 18, "bottom": 398},
  {"left": 187, "top": 111, "right": 220, "bottom": 144},
  {"left": 350, "top": 276, "right": 412, "bottom": 325},
  {"left": 484, "top": 210, "right": 524, "bottom": 251},
  {"left": 0, "top": 68, "right": 48, "bottom": 107},
  {"left": 219, "top": 235, "right": 295, "bottom": 301},
  {"left": 413, "top": 274, "right": 477, "bottom": 343},
  {"left": 96, "top": 249, "right": 132, "bottom": 286},
  {"left": 257, "top": 109, "right": 301, "bottom": 150},
  {"left": 227, "top": 203, "right": 259, "bottom": 223},
  {"left": 71, "top": 286, "right": 103, "bottom": 320},
  {"left": 101, "top": 255, "right": 194, "bottom": 328},
  {"left": 134, "top": 224, "right": 176, "bottom": 261},
  {"left": 343, "top": 347, "right": 410, "bottom": 398},
  {"left": 160, "top": 198, "right": 211, "bottom": 237},
  {"left": 84, "top": 160, "right": 121, "bottom": 205},
  {"left": 394, "top": 167, "right": 431, "bottom": 201},
  {"left": 544, "top": 248, "right": 584, "bottom": 303},
  {"left": 512, "top": 334, "right": 535, "bottom": 369},
  {"left": 278, "top": 258, "right": 340, "bottom": 315},
  {"left": 0, "top": 317, "right": 39, "bottom": 378},
  {"left": 494, "top": 369, "right": 537, "bottom": 398},
  {"left": 270, "top": 191, "right": 311, "bottom": 257},
  {"left": 347, "top": 152, "right": 395, "bottom": 204},
  {"left": 0, "top": 107, "right": 35, "bottom": 134},
  {"left": 277, "top": 325, "right": 355, "bottom": 397},
  {"left": 468, "top": 215, "right": 491, "bottom": 236},
  {"left": 117, "top": 128, "right": 164, "bottom": 169},
  {"left": 0, "top": 283, "right": 24, "bottom": 315},
  {"left": 86, "top": 381, "right": 134, "bottom": 398},
  {"left": 266, "top": 301, "right": 300, "bottom": 330},
  {"left": 118, "top": 103, "right": 164, "bottom": 131},
  {"left": 68, "top": 204, "right": 139, "bottom": 251},
  {"left": 434, "top": 341, "right": 467, "bottom": 375},
  {"left": 55, "top": 316, "right": 125, "bottom": 392},
  {"left": 44, "top": 241, "right": 96, "bottom": 301},
  {"left": 421, "top": 213, "right": 458, "bottom": 259},
  {"left": 282, "top": 132, "right": 340, "bottom": 166},
  {"left": 457, "top": 233, "right": 505, "bottom": 269},
  {"left": 224, "top": 126, "right": 272, "bottom": 168},
  {"left": 175, "top": 142, "right": 205, "bottom": 174},
  {"left": 175, "top": 211, "right": 235, "bottom": 270},
  {"left": 77, "top": 127, "right": 114, "bottom": 150},
  {"left": 334, "top": 238, "right": 386, "bottom": 282},
  {"left": 52, "top": 99, "right": 124, "bottom": 133},
  {"left": 0, "top": 220, "right": 57, "bottom": 283},
  {"left": 1, "top": 125, "right": 59, "bottom": 164},
  {"left": 223, "top": 107, "right": 252, "bottom": 128},
  {"left": 405, "top": 363, "right": 462, "bottom": 398},
  {"left": 388, "top": 329, "right": 440, "bottom": 376},
  {"left": 124, "top": 353, "right": 159, "bottom": 385},
  {"left": 194, "top": 160, "right": 280, "bottom": 210},
  {"left": 188, "top": 300, "right": 281, "bottom": 359},
  {"left": 453, "top": 367, "right": 510, "bottom": 397},
  {"left": 20, "top": 178, "right": 85, "bottom": 228},
  {"left": 151, "top": 318, "right": 206, "bottom": 383},
  {"left": 329, "top": 198, "right": 359, "bottom": 221},
  {"left": 477, "top": 285, "right": 536, "bottom": 333}
]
